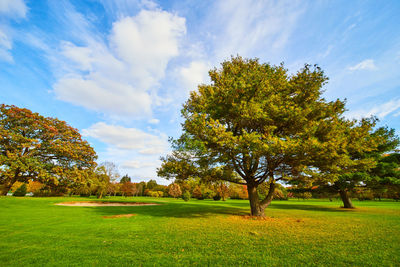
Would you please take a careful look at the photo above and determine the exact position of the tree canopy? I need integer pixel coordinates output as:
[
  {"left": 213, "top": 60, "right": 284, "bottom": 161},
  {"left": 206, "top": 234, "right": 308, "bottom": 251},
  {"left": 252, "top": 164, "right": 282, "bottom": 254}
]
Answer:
[
  {"left": 0, "top": 104, "right": 97, "bottom": 194},
  {"left": 158, "top": 56, "right": 381, "bottom": 216}
]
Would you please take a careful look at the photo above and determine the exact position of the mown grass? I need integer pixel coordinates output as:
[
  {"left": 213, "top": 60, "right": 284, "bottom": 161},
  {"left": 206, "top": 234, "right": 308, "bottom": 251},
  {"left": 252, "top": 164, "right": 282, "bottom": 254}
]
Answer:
[{"left": 0, "top": 197, "right": 399, "bottom": 266}]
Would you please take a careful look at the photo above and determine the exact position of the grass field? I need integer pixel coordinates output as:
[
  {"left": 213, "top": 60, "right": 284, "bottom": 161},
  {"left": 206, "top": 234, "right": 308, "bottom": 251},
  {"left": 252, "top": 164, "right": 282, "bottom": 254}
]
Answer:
[{"left": 1, "top": 197, "right": 399, "bottom": 266}]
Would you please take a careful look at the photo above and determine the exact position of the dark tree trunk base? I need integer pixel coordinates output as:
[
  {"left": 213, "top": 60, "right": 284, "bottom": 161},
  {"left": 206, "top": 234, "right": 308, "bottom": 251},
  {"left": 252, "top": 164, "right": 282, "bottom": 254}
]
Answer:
[
  {"left": 339, "top": 190, "right": 355, "bottom": 209},
  {"left": 247, "top": 181, "right": 275, "bottom": 217}
]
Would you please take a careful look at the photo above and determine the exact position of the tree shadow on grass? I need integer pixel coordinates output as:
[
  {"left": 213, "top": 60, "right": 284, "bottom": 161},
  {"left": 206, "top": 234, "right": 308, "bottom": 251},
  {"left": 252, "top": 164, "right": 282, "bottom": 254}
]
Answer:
[
  {"left": 268, "top": 203, "right": 354, "bottom": 213},
  {"left": 224, "top": 200, "right": 352, "bottom": 213},
  {"left": 86, "top": 201, "right": 250, "bottom": 219},
  {"left": 72, "top": 199, "right": 356, "bottom": 219}
]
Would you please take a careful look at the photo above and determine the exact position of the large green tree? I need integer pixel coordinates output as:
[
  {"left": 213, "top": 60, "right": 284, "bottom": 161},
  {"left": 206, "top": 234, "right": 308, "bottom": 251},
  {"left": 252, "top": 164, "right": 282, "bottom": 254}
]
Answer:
[
  {"left": 158, "top": 56, "right": 377, "bottom": 217},
  {"left": 0, "top": 104, "right": 97, "bottom": 195}
]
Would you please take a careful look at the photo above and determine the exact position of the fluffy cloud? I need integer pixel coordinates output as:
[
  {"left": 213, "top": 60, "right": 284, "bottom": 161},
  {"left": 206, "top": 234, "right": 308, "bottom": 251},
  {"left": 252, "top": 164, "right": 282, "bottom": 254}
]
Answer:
[
  {"left": 0, "top": 0, "right": 27, "bottom": 62},
  {"left": 111, "top": 11, "right": 186, "bottom": 89},
  {"left": 53, "top": 9, "right": 186, "bottom": 118},
  {"left": 348, "top": 59, "right": 377, "bottom": 71},
  {"left": 82, "top": 121, "right": 169, "bottom": 182},
  {"left": 82, "top": 122, "right": 168, "bottom": 155},
  {"left": 179, "top": 61, "right": 210, "bottom": 92}
]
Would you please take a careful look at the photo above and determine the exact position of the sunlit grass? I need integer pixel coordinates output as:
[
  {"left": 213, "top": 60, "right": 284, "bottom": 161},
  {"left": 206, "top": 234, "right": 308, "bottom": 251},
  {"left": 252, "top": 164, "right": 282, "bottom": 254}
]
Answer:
[{"left": 0, "top": 197, "right": 399, "bottom": 266}]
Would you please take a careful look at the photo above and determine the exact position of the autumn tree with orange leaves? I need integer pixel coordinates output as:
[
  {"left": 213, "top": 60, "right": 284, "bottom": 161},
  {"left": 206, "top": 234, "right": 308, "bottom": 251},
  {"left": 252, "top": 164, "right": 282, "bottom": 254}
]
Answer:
[
  {"left": 0, "top": 104, "right": 97, "bottom": 195},
  {"left": 168, "top": 183, "right": 182, "bottom": 198}
]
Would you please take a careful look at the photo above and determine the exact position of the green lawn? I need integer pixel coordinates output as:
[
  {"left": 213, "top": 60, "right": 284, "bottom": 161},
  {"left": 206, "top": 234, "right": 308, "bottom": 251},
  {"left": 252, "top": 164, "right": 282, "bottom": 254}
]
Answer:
[{"left": 1, "top": 197, "right": 399, "bottom": 266}]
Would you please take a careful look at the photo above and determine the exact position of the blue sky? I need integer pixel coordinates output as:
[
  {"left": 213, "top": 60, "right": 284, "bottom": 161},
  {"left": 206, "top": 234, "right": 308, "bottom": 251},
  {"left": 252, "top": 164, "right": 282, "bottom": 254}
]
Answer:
[{"left": 1, "top": 0, "right": 399, "bottom": 184}]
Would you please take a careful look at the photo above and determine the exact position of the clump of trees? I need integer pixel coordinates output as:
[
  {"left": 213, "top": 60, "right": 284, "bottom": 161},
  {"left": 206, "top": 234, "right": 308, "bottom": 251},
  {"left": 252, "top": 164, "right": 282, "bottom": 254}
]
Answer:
[{"left": 158, "top": 56, "right": 398, "bottom": 216}]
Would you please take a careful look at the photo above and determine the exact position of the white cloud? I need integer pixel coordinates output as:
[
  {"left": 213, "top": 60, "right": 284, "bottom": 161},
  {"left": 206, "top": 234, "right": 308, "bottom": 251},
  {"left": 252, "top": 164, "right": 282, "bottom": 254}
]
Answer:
[
  {"left": 111, "top": 11, "right": 185, "bottom": 88},
  {"left": 148, "top": 118, "right": 160, "bottom": 124},
  {"left": 82, "top": 122, "right": 169, "bottom": 183},
  {"left": 82, "top": 122, "right": 168, "bottom": 155},
  {"left": 179, "top": 61, "right": 210, "bottom": 92},
  {"left": 346, "top": 99, "right": 400, "bottom": 120},
  {"left": 0, "top": 0, "right": 27, "bottom": 18},
  {"left": 121, "top": 160, "right": 157, "bottom": 169},
  {"left": 209, "top": 0, "right": 304, "bottom": 59},
  {"left": 53, "top": 9, "right": 186, "bottom": 118},
  {"left": 348, "top": 59, "right": 377, "bottom": 71},
  {"left": 0, "top": 0, "right": 27, "bottom": 62},
  {"left": 0, "top": 29, "right": 13, "bottom": 62}
]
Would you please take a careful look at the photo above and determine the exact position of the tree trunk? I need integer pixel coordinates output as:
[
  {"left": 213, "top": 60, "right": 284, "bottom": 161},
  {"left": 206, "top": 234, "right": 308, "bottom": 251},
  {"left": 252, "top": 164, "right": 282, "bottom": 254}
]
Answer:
[
  {"left": 1, "top": 187, "right": 9, "bottom": 196},
  {"left": 2, "top": 175, "right": 18, "bottom": 195},
  {"left": 247, "top": 181, "right": 276, "bottom": 217},
  {"left": 247, "top": 184, "right": 264, "bottom": 217},
  {"left": 339, "top": 190, "right": 354, "bottom": 208}
]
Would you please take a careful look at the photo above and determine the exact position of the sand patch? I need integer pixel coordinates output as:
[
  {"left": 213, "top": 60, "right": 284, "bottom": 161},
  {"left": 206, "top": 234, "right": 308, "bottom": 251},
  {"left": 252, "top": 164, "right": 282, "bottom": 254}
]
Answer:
[
  {"left": 103, "top": 214, "right": 136, "bottom": 218},
  {"left": 55, "top": 201, "right": 159, "bottom": 207}
]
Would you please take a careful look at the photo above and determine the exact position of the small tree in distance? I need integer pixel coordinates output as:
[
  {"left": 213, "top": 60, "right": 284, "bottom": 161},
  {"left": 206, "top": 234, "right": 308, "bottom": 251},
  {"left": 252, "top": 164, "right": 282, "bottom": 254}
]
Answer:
[
  {"left": 120, "top": 182, "right": 137, "bottom": 197},
  {"left": 168, "top": 183, "right": 182, "bottom": 198},
  {"left": 13, "top": 183, "right": 27, "bottom": 197},
  {"left": 120, "top": 174, "right": 131, "bottom": 184}
]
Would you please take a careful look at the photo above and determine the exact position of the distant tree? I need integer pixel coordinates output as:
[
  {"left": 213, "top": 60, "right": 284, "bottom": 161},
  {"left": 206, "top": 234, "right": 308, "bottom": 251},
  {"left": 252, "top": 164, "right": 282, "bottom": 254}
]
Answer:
[
  {"left": 153, "top": 184, "right": 167, "bottom": 192},
  {"left": 11, "top": 181, "right": 24, "bottom": 193},
  {"left": 258, "top": 183, "right": 288, "bottom": 200},
  {"left": 93, "top": 165, "right": 111, "bottom": 199},
  {"left": 137, "top": 182, "right": 146, "bottom": 196},
  {"left": 216, "top": 183, "right": 230, "bottom": 201},
  {"left": 0, "top": 104, "right": 97, "bottom": 195},
  {"left": 146, "top": 179, "right": 158, "bottom": 190},
  {"left": 120, "top": 182, "right": 137, "bottom": 197},
  {"left": 192, "top": 185, "right": 203, "bottom": 199},
  {"left": 107, "top": 182, "right": 120, "bottom": 196},
  {"left": 177, "top": 181, "right": 192, "bottom": 194},
  {"left": 13, "top": 183, "right": 27, "bottom": 197},
  {"left": 182, "top": 190, "right": 191, "bottom": 201},
  {"left": 120, "top": 174, "right": 131, "bottom": 184},
  {"left": 27, "top": 180, "right": 43, "bottom": 193},
  {"left": 100, "top": 161, "right": 120, "bottom": 183},
  {"left": 229, "top": 184, "right": 249, "bottom": 200},
  {"left": 168, "top": 183, "right": 182, "bottom": 198}
]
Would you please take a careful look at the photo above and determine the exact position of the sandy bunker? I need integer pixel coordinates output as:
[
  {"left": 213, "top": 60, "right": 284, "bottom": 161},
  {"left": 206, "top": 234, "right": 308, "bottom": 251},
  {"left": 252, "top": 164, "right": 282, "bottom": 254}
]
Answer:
[{"left": 55, "top": 201, "right": 159, "bottom": 207}]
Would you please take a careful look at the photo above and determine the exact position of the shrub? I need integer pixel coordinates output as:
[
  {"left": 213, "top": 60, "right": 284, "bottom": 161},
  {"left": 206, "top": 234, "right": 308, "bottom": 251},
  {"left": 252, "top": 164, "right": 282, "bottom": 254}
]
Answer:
[
  {"left": 182, "top": 191, "right": 191, "bottom": 202},
  {"left": 27, "top": 181, "right": 43, "bottom": 193},
  {"left": 33, "top": 189, "right": 65, "bottom": 197},
  {"left": 202, "top": 188, "right": 215, "bottom": 199},
  {"left": 213, "top": 195, "right": 221, "bottom": 201},
  {"left": 149, "top": 191, "right": 164, "bottom": 197},
  {"left": 13, "top": 184, "right": 27, "bottom": 197},
  {"left": 192, "top": 185, "right": 203, "bottom": 200}
]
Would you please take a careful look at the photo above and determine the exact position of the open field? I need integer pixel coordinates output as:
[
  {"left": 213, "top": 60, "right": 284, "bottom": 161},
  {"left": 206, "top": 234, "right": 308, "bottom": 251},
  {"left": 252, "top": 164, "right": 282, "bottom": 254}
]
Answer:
[{"left": 1, "top": 197, "right": 399, "bottom": 266}]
